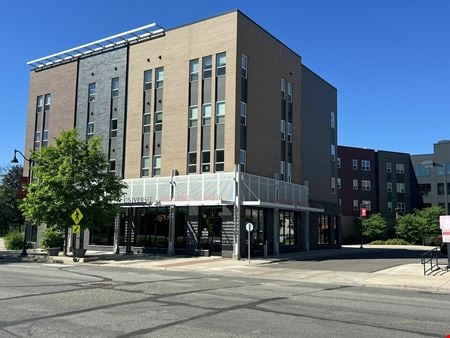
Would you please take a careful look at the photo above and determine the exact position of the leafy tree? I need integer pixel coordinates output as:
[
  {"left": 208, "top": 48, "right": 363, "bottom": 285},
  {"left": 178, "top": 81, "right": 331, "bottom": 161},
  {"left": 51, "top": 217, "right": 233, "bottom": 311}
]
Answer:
[
  {"left": 362, "top": 213, "right": 387, "bottom": 240},
  {"left": 395, "top": 213, "right": 426, "bottom": 244},
  {"left": 20, "top": 130, "right": 125, "bottom": 254},
  {"left": 0, "top": 165, "right": 24, "bottom": 234},
  {"left": 415, "top": 206, "right": 443, "bottom": 239},
  {"left": 395, "top": 207, "right": 444, "bottom": 245}
]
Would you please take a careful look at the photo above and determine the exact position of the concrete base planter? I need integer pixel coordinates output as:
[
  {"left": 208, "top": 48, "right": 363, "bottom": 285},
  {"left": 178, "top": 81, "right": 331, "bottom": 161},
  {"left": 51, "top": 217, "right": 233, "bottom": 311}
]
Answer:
[
  {"left": 47, "top": 248, "right": 60, "bottom": 256},
  {"left": 73, "top": 249, "right": 87, "bottom": 257}
]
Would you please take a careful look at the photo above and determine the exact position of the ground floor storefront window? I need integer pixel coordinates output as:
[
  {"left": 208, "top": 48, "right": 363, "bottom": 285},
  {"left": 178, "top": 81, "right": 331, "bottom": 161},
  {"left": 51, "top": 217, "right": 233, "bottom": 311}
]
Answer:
[
  {"left": 279, "top": 210, "right": 295, "bottom": 247},
  {"left": 317, "top": 214, "right": 330, "bottom": 244},
  {"left": 199, "top": 207, "right": 222, "bottom": 255},
  {"left": 244, "top": 207, "right": 265, "bottom": 254}
]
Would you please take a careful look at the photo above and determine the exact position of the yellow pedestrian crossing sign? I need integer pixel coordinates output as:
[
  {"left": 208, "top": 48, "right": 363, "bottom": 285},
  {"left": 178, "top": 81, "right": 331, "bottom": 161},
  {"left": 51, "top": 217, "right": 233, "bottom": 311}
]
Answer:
[
  {"left": 71, "top": 208, "right": 83, "bottom": 225},
  {"left": 72, "top": 225, "right": 81, "bottom": 234}
]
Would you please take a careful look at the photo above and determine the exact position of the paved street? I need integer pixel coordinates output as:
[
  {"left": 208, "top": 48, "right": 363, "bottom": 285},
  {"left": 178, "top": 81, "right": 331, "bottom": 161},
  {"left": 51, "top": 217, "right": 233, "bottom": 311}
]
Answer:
[{"left": 1, "top": 262, "right": 449, "bottom": 337}]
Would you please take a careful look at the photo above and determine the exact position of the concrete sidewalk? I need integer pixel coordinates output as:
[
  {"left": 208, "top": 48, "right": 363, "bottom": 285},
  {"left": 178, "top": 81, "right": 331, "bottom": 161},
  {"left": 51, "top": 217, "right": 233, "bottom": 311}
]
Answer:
[{"left": 3, "top": 244, "right": 449, "bottom": 294}]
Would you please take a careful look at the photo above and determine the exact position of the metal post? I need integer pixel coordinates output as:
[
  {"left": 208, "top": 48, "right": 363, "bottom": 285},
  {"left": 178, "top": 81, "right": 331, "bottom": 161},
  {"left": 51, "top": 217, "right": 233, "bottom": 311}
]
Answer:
[
  {"left": 113, "top": 214, "right": 120, "bottom": 254},
  {"left": 248, "top": 228, "right": 251, "bottom": 264},
  {"left": 168, "top": 205, "right": 175, "bottom": 256},
  {"left": 443, "top": 166, "right": 450, "bottom": 267}
]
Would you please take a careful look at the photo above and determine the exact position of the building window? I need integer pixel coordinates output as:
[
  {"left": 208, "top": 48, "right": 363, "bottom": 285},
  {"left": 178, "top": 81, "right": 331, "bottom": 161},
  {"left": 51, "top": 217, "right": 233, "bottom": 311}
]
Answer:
[
  {"left": 240, "top": 149, "right": 246, "bottom": 165},
  {"left": 201, "top": 151, "right": 210, "bottom": 173},
  {"left": 280, "top": 210, "right": 295, "bottom": 246},
  {"left": 216, "top": 101, "right": 225, "bottom": 124},
  {"left": 189, "top": 106, "right": 198, "bottom": 128},
  {"left": 337, "top": 157, "right": 341, "bottom": 168},
  {"left": 396, "top": 163, "right": 405, "bottom": 174},
  {"left": 331, "top": 144, "right": 336, "bottom": 161},
  {"left": 280, "top": 120, "right": 286, "bottom": 140},
  {"left": 188, "top": 152, "right": 196, "bottom": 174},
  {"left": 36, "top": 95, "right": 43, "bottom": 112},
  {"left": 155, "top": 68, "right": 164, "bottom": 88},
  {"left": 419, "top": 183, "right": 431, "bottom": 196},
  {"left": 143, "top": 113, "right": 151, "bottom": 133},
  {"left": 287, "top": 163, "right": 292, "bottom": 182},
  {"left": 215, "top": 150, "right": 224, "bottom": 172},
  {"left": 44, "top": 94, "right": 51, "bottom": 110},
  {"left": 287, "top": 82, "right": 292, "bottom": 102},
  {"left": 34, "top": 131, "right": 41, "bottom": 148},
  {"left": 110, "top": 119, "right": 118, "bottom": 137},
  {"left": 397, "top": 183, "right": 405, "bottom": 193},
  {"left": 414, "top": 164, "right": 431, "bottom": 177},
  {"left": 352, "top": 159, "right": 358, "bottom": 170},
  {"left": 362, "top": 180, "right": 371, "bottom": 191},
  {"left": 111, "top": 78, "right": 119, "bottom": 97},
  {"left": 42, "top": 130, "right": 49, "bottom": 147},
  {"left": 353, "top": 200, "right": 359, "bottom": 211},
  {"left": 154, "top": 111, "right": 163, "bottom": 131},
  {"left": 387, "top": 182, "right": 392, "bottom": 192},
  {"left": 388, "top": 202, "right": 393, "bottom": 212},
  {"left": 109, "top": 160, "right": 116, "bottom": 172},
  {"left": 330, "top": 112, "right": 335, "bottom": 129},
  {"left": 241, "top": 54, "right": 248, "bottom": 78},
  {"left": 216, "top": 52, "right": 226, "bottom": 76},
  {"left": 240, "top": 102, "right": 247, "bottom": 125},
  {"left": 438, "top": 183, "right": 445, "bottom": 195},
  {"left": 337, "top": 178, "right": 341, "bottom": 189},
  {"left": 397, "top": 202, "right": 406, "bottom": 213},
  {"left": 141, "top": 156, "right": 150, "bottom": 177},
  {"left": 386, "top": 162, "right": 392, "bottom": 173},
  {"left": 203, "top": 56, "right": 212, "bottom": 79},
  {"left": 281, "top": 78, "right": 286, "bottom": 99},
  {"left": 287, "top": 123, "right": 292, "bottom": 143},
  {"left": 153, "top": 156, "right": 161, "bottom": 176},
  {"left": 362, "top": 200, "right": 371, "bottom": 211},
  {"left": 280, "top": 161, "right": 286, "bottom": 180},
  {"left": 87, "top": 122, "right": 94, "bottom": 137},
  {"left": 202, "top": 104, "right": 211, "bottom": 126},
  {"left": 331, "top": 177, "right": 336, "bottom": 195},
  {"left": 144, "top": 70, "right": 152, "bottom": 90},
  {"left": 317, "top": 215, "right": 329, "bottom": 245},
  {"left": 353, "top": 179, "right": 358, "bottom": 191},
  {"left": 189, "top": 60, "right": 199, "bottom": 82},
  {"left": 88, "top": 83, "right": 96, "bottom": 101},
  {"left": 361, "top": 160, "right": 370, "bottom": 171}
]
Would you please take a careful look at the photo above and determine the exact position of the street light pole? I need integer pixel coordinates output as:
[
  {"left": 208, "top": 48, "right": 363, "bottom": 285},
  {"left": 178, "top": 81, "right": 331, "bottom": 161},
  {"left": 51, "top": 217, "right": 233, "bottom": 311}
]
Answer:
[
  {"left": 423, "top": 160, "right": 449, "bottom": 267},
  {"left": 10, "top": 149, "right": 33, "bottom": 257}
]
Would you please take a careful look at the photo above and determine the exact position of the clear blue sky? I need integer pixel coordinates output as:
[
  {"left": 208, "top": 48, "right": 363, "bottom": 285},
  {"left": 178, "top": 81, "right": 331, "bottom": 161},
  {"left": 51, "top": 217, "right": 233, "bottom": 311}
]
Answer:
[{"left": 1, "top": 0, "right": 449, "bottom": 167}]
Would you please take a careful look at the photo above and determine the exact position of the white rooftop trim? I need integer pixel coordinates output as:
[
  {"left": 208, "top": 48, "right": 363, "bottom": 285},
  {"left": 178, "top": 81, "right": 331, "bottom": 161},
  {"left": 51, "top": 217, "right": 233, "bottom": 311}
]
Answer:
[{"left": 27, "top": 23, "right": 165, "bottom": 70}]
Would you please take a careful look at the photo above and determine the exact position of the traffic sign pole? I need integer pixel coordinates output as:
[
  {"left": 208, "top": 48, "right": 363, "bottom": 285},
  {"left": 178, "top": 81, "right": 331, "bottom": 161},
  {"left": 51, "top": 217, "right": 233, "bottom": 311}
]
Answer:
[{"left": 245, "top": 223, "right": 253, "bottom": 264}]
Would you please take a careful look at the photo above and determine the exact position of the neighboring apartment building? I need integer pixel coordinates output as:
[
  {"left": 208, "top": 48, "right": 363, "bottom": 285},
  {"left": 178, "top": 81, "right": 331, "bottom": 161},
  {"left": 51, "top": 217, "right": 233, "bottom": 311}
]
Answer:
[
  {"left": 24, "top": 10, "right": 339, "bottom": 258},
  {"left": 338, "top": 146, "right": 417, "bottom": 242},
  {"left": 411, "top": 140, "right": 450, "bottom": 213}
]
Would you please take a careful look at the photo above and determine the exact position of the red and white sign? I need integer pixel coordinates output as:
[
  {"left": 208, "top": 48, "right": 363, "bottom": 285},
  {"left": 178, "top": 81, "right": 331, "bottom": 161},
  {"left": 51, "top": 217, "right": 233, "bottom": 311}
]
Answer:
[
  {"left": 360, "top": 207, "right": 367, "bottom": 217},
  {"left": 439, "top": 215, "right": 450, "bottom": 243}
]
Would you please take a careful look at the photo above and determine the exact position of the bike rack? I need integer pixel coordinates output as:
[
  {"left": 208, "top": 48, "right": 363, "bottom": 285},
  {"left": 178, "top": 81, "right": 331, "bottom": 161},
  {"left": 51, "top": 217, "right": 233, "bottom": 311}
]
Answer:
[{"left": 421, "top": 248, "right": 440, "bottom": 276}]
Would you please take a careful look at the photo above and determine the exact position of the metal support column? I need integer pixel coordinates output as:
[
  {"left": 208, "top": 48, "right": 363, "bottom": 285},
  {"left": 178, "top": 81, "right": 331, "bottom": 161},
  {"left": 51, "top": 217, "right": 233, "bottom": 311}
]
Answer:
[
  {"left": 233, "top": 165, "right": 241, "bottom": 260},
  {"left": 113, "top": 214, "right": 120, "bottom": 254},
  {"left": 168, "top": 205, "right": 175, "bottom": 256},
  {"left": 304, "top": 212, "right": 310, "bottom": 252},
  {"left": 273, "top": 208, "right": 280, "bottom": 256}
]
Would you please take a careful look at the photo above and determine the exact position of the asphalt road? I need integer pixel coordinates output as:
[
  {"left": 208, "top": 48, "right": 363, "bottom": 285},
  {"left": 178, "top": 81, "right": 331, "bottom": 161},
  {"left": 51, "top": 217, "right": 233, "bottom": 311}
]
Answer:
[{"left": 0, "top": 262, "right": 449, "bottom": 337}]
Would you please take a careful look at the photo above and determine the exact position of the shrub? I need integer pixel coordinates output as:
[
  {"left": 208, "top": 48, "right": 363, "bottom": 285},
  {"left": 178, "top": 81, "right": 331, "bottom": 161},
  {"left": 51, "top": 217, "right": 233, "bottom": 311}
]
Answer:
[
  {"left": 4, "top": 231, "right": 24, "bottom": 250},
  {"left": 369, "top": 238, "right": 411, "bottom": 245},
  {"left": 40, "top": 227, "right": 63, "bottom": 249}
]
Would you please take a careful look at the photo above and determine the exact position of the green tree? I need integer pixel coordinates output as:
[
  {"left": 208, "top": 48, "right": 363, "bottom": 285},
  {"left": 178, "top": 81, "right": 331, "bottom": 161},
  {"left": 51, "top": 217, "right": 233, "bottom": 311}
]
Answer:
[
  {"left": 20, "top": 130, "right": 125, "bottom": 254},
  {"left": 395, "top": 207, "right": 444, "bottom": 245},
  {"left": 0, "top": 165, "right": 24, "bottom": 234},
  {"left": 362, "top": 213, "right": 387, "bottom": 240},
  {"left": 415, "top": 206, "right": 443, "bottom": 239}
]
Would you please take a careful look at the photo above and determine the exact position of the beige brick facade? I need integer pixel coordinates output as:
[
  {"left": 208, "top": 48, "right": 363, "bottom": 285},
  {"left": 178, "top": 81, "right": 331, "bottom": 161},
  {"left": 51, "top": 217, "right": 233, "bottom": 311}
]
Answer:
[
  {"left": 24, "top": 61, "right": 78, "bottom": 173},
  {"left": 125, "top": 12, "right": 238, "bottom": 178}
]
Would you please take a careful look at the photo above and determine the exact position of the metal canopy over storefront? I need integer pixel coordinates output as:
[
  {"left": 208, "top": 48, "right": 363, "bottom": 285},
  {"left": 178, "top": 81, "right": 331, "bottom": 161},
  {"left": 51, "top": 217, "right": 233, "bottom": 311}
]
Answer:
[{"left": 120, "top": 171, "right": 316, "bottom": 211}]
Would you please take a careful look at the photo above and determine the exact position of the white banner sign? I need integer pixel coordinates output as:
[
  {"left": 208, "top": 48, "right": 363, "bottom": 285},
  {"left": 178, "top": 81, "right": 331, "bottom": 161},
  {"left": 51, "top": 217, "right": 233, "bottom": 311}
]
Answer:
[{"left": 440, "top": 216, "right": 450, "bottom": 243}]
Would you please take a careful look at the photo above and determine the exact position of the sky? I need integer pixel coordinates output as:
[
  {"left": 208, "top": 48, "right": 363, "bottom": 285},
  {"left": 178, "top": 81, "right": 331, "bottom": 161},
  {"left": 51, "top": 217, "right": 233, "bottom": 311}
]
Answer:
[{"left": 0, "top": 0, "right": 449, "bottom": 167}]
